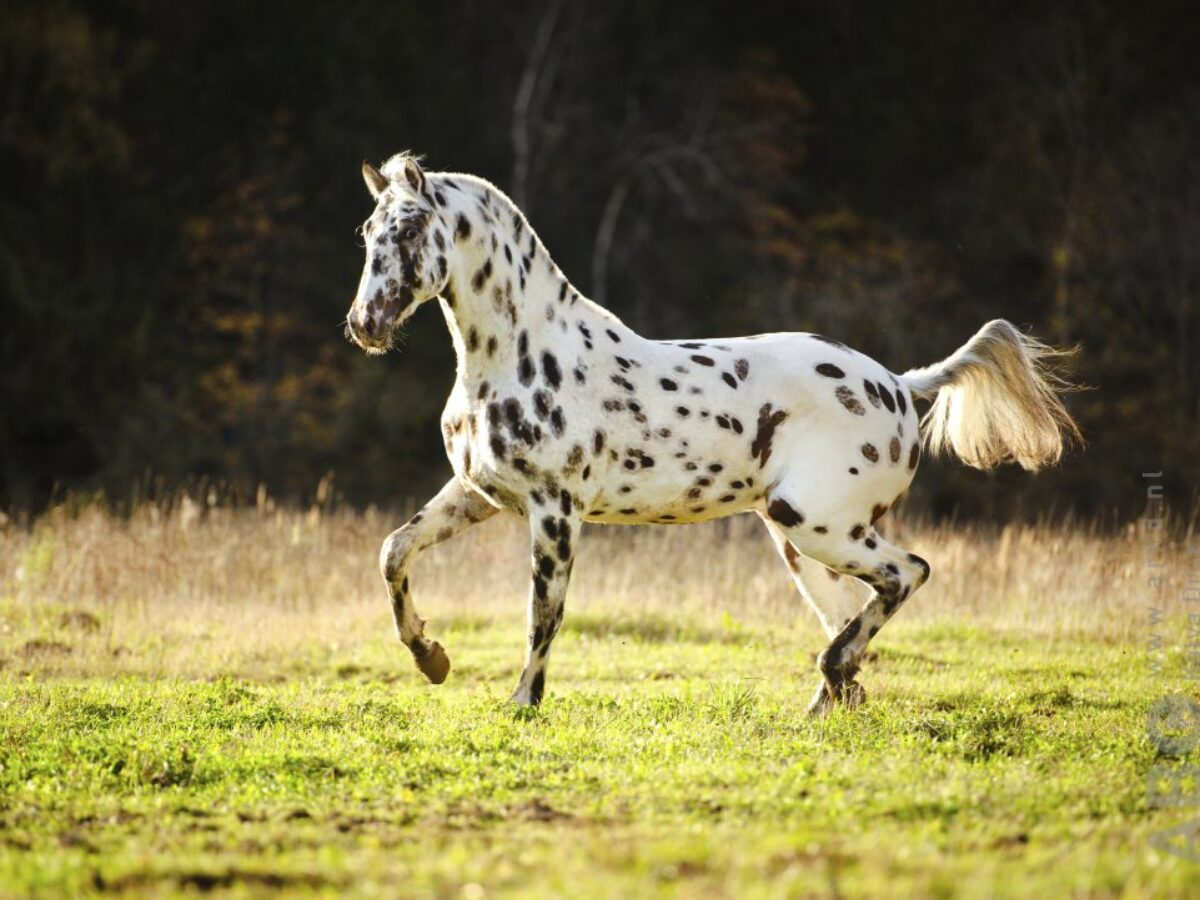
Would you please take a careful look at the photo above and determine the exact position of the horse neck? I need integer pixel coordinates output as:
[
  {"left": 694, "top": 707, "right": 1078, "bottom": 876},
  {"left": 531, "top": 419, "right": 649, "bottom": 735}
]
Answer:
[{"left": 433, "top": 174, "right": 622, "bottom": 384}]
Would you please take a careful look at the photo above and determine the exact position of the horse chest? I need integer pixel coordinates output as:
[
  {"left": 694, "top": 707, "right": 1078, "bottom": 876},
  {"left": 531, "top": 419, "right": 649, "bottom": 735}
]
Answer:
[{"left": 441, "top": 379, "right": 596, "bottom": 510}]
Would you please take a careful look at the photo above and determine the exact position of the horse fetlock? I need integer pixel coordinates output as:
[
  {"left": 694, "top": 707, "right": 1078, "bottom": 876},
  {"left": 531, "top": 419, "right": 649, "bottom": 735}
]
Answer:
[{"left": 818, "top": 645, "right": 860, "bottom": 686}]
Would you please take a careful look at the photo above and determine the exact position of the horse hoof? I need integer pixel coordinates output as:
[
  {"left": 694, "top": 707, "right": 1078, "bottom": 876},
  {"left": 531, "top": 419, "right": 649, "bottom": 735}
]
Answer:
[
  {"left": 806, "top": 679, "right": 866, "bottom": 717},
  {"left": 841, "top": 680, "right": 867, "bottom": 708},
  {"left": 807, "top": 682, "right": 836, "bottom": 717},
  {"left": 413, "top": 641, "right": 451, "bottom": 684}
]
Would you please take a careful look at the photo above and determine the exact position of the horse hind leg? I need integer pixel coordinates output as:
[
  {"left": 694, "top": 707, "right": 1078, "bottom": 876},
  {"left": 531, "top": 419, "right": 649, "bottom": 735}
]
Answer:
[
  {"left": 759, "top": 515, "right": 871, "bottom": 639},
  {"left": 761, "top": 493, "right": 930, "bottom": 716},
  {"left": 811, "top": 534, "right": 929, "bottom": 715},
  {"left": 380, "top": 478, "right": 497, "bottom": 683}
]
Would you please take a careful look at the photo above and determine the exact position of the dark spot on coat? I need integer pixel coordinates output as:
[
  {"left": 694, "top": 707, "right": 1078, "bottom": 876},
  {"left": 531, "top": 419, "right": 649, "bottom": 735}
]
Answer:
[
  {"left": 816, "top": 363, "right": 845, "bottom": 379},
  {"left": 691, "top": 355, "right": 715, "bottom": 367},
  {"left": 606, "top": 329, "right": 621, "bottom": 343},
  {"left": 751, "top": 404, "right": 788, "bottom": 467},
  {"left": 850, "top": 524, "right": 865, "bottom": 540},
  {"left": 835, "top": 386, "right": 866, "bottom": 416},
  {"left": 871, "top": 503, "right": 889, "bottom": 523},
  {"left": 735, "top": 359, "right": 749, "bottom": 380},
  {"left": 455, "top": 215, "right": 471, "bottom": 240},
  {"left": 722, "top": 372, "right": 738, "bottom": 389},
  {"left": 611, "top": 375, "right": 634, "bottom": 392},
  {"left": 861, "top": 443, "right": 879, "bottom": 463},
  {"left": 542, "top": 352, "right": 562, "bottom": 389},
  {"left": 889, "top": 436, "right": 902, "bottom": 463},
  {"left": 877, "top": 383, "right": 896, "bottom": 413},
  {"left": 518, "top": 356, "right": 535, "bottom": 386},
  {"left": 660, "top": 378, "right": 678, "bottom": 391},
  {"left": 908, "top": 442, "right": 921, "bottom": 470},
  {"left": 767, "top": 498, "right": 804, "bottom": 527},
  {"left": 783, "top": 542, "right": 801, "bottom": 571},
  {"left": 472, "top": 259, "right": 493, "bottom": 292},
  {"left": 530, "top": 670, "right": 545, "bottom": 704}
]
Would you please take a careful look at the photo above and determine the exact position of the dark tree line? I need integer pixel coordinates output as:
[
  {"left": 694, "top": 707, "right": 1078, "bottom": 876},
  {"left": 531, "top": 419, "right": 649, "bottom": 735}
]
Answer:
[{"left": 2, "top": 0, "right": 1197, "bottom": 519}]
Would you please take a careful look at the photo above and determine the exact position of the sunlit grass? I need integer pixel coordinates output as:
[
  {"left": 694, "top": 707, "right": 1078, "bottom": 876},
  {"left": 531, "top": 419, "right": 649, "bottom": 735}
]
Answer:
[{"left": 0, "top": 499, "right": 1195, "bottom": 897}]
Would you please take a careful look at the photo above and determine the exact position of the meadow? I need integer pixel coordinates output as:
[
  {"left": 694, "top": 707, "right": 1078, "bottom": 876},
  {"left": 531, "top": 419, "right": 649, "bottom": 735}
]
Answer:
[{"left": 1, "top": 494, "right": 1197, "bottom": 898}]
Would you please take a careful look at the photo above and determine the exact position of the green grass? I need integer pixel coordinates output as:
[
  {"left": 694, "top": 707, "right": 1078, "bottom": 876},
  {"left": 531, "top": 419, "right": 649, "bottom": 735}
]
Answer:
[{"left": 1, "top": 618, "right": 1195, "bottom": 898}]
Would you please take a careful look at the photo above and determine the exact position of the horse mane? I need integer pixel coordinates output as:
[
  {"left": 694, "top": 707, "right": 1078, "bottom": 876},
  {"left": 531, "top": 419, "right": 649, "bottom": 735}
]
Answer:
[{"left": 380, "top": 150, "right": 426, "bottom": 183}]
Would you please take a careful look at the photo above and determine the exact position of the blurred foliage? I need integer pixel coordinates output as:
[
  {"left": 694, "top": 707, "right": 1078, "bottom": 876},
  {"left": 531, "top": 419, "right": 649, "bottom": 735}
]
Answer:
[{"left": 0, "top": 0, "right": 1196, "bottom": 518}]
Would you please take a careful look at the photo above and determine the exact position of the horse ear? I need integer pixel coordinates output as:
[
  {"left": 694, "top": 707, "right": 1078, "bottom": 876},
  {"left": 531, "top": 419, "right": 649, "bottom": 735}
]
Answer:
[
  {"left": 362, "top": 161, "right": 388, "bottom": 199},
  {"left": 401, "top": 157, "right": 426, "bottom": 193}
]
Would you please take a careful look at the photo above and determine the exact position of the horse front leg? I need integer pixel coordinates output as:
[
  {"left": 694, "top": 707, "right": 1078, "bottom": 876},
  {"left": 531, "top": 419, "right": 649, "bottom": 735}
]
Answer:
[
  {"left": 380, "top": 478, "right": 497, "bottom": 683},
  {"left": 511, "top": 490, "right": 581, "bottom": 706}
]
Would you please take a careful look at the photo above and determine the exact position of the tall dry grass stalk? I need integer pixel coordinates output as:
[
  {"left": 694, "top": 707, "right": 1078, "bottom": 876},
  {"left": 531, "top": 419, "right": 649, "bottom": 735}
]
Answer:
[{"left": 0, "top": 495, "right": 1192, "bottom": 679}]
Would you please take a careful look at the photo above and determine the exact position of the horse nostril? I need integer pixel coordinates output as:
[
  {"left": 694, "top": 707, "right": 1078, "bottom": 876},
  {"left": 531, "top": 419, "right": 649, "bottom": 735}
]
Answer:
[{"left": 364, "top": 315, "right": 378, "bottom": 337}]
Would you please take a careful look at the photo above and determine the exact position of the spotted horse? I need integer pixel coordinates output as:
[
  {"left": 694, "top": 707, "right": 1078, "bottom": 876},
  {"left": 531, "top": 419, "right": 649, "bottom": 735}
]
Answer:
[{"left": 344, "top": 153, "right": 1081, "bottom": 714}]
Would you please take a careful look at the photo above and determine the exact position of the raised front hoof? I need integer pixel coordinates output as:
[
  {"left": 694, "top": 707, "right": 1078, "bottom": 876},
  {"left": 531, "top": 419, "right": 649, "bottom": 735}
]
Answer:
[
  {"left": 411, "top": 640, "right": 451, "bottom": 684},
  {"left": 806, "top": 679, "right": 867, "bottom": 717}
]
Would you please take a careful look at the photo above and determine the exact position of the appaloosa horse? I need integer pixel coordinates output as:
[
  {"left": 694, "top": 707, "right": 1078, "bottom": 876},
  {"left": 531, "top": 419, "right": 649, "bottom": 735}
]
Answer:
[{"left": 344, "top": 153, "right": 1079, "bottom": 713}]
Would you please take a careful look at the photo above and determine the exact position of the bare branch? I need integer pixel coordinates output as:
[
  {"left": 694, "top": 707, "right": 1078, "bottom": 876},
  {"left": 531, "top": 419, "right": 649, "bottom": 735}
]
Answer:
[{"left": 511, "top": 0, "right": 565, "bottom": 210}]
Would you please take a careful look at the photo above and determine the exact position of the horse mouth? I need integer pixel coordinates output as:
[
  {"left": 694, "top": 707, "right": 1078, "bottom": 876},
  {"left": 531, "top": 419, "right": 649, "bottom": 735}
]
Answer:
[
  {"left": 345, "top": 300, "right": 419, "bottom": 355},
  {"left": 344, "top": 320, "right": 396, "bottom": 355}
]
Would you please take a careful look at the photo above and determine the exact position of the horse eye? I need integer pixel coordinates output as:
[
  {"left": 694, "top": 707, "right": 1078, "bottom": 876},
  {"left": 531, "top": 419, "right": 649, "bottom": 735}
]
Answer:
[{"left": 404, "top": 227, "right": 419, "bottom": 241}]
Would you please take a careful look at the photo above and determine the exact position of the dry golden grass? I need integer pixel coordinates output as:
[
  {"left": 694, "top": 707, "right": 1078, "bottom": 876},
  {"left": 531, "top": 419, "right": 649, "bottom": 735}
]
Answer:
[
  {"left": 0, "top": 495, "right": 1191, "bottom": 679},
  {"left": 3, "top": 496, "right": 1198, "bottom": 898}
]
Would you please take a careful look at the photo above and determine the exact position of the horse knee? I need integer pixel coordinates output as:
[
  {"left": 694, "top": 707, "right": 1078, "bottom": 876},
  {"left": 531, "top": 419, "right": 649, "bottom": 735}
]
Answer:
[
  {"left": 379, "top": 527, "right": 416, "bottom": 584},
  {"left": 907, "top": 552, "right": 931, "bottom": 587}
]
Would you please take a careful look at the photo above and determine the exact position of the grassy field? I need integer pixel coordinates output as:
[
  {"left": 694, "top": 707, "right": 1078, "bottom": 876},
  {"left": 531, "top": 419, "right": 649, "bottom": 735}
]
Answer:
[{"left": 1, "top": 498, "right": 1198, "bottom": 897}]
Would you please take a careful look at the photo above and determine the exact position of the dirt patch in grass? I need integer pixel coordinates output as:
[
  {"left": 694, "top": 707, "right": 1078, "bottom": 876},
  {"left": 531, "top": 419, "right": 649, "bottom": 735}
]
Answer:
[{"left": 18, "top": 639, "right": 73, "bottom": 658}]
